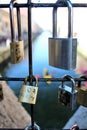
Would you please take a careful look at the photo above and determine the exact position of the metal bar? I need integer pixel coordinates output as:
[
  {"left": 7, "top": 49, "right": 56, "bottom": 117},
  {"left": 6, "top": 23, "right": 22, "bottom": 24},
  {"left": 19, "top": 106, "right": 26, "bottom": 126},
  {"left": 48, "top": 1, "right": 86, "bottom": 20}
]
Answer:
[
  {"left": 33, "top": 3, "right": 87, "bottom": 8},
  {"left": 28, "top": 2, "right": 32, "bottom": 76},
  {"left": 0, "top": 77, "right": 25, "bottom": 81},
  {"left": 0, "top": 77, "right": 87, "bottom": 82},
  {"left": 1, "top": 3, "right": 87, "bottom": 8},
  {"left": 27, "top": 0, "right": 34, "bottom": 129}
]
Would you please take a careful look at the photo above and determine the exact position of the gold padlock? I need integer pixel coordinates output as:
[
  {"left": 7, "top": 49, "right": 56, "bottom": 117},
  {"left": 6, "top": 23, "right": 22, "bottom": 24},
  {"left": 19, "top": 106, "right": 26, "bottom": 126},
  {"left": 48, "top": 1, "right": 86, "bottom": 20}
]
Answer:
[
  {"left": 77, "top": 86, "right": 87, "bottom": 107},
  {"left": 76, "top": 75, "right": 87, "bottom": 107},
  {"left": 9, "top": 0, "right": 24, "bottom": 64},
  {"left": 10, "top": 41, "right": 24, "bottom": 64},
  {"left": 18, "top": 76, "right": 38, "bottom": 104}
]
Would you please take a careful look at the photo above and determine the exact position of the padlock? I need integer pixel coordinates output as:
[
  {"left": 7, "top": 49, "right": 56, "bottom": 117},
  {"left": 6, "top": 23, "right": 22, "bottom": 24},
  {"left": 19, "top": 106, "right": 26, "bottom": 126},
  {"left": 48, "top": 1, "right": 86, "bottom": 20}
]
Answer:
[
  {"left": 49, "top": 0, "right": 77, "bottom": 70},
  {"left": 58, "top": 75, "right": 78, "bottom": 110},
  {"left": 18, "top": 76, "right": 38, "bottom": 104},
  {"left": 70, "top": 123, "right": 79, "bottom": 130},
  {"left": 25, "top": 123, "right": 40, "bottom": 130},
  {"left": 76, "top": 75, "right": 87, "bottom": 107},
  {"left": 9, "top": 0, "right": 24, "bottom": 64}
]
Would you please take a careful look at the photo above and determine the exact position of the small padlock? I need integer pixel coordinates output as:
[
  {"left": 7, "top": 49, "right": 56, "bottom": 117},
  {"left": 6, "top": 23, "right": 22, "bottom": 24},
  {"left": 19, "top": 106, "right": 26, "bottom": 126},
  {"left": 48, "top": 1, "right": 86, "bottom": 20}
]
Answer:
[
  {"left": 25, "top": 123, "right": 40, "bottom": 130},
  {"left": 49, "top": 0, "right": 77, "bottom": 70},
  {"left": 58, "top": 75, "right": 78, "bottom": 110},
  {"left": 18, "top": 76, "right": 38, "bottom": 104},
  {"left": 76, "top": 75, "right": 87, "bottom": 107},
  {"left": 9, "top": 0, "right": 24, "bottom": 64}
]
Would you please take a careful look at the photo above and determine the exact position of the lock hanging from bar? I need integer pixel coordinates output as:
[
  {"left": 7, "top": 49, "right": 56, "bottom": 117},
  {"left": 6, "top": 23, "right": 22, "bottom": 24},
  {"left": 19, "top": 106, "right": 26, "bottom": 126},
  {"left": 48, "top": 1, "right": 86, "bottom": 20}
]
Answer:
[
  {"left": 18, "top": 76, "right": 38, "bottom": 104},
  {"left": 9, "top": 0, "right": 24, "bottom": 64},
  {"left": 76, "top": 75, "right": 87, "bottom": 107},
  {"left": 49, "top": 0, "right": 77, "bottom": 70},
  {"left": 25, "top": 123, "right": 40, "bottom": 130},
  {"left": 58, "top": 75, "right": 78, "bottom": 110}
]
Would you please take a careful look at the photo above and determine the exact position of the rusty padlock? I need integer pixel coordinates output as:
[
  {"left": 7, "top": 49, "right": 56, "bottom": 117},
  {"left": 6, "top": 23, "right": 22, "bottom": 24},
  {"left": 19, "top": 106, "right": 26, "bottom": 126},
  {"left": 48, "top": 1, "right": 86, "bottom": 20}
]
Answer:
[
  {"left": 58, "top": 75, "right": 78, "bottom": 110},
  {"left": 76, "top": 75, "right": 87, "bottom": 107},
  {"left": 18, "top": 76, "right": 38, "bottom": 104},
  {"left": 49, "top": 0, "right": 77, "bottom": 70},
  {"left": 9, "top": 0, "right": 24, "bottom": 64}
]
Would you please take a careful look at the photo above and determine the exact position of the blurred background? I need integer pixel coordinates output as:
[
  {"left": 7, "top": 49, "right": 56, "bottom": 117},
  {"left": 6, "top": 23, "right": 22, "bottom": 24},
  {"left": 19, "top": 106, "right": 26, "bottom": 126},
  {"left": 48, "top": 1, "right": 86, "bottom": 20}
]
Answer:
[{"left": 0, "top": 0, "right": 87, "bottom": 129}]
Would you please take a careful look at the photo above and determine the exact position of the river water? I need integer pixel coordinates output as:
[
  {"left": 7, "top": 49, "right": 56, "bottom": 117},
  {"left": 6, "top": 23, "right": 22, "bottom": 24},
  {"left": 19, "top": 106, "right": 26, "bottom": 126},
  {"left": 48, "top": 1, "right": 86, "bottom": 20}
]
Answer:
[{"left": 6, "top": 31, "right": 77, "bottom": 129}]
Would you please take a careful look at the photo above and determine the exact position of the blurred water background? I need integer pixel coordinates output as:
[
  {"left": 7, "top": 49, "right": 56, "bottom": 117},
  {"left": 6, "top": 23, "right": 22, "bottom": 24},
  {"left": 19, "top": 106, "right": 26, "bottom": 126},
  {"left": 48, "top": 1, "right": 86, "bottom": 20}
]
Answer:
[{"left": 6, "top": 31, "right": 78, "bottom": 129}]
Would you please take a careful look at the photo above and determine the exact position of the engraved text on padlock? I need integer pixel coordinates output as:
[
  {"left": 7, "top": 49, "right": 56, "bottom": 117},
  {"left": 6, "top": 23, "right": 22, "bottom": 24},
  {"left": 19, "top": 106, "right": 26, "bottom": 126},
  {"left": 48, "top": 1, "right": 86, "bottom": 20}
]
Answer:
[
  {"left": 19, "top": 85, "right": 38, "bottom": 104},
  {"left": 58, "top": 75, "right": 78, "bottom": 110},
  {"left": 10, "top": 41, "right": 24, "bottom": 64},
  {"left": 10, "top": 0, "right": 24, "bottom": 64}
]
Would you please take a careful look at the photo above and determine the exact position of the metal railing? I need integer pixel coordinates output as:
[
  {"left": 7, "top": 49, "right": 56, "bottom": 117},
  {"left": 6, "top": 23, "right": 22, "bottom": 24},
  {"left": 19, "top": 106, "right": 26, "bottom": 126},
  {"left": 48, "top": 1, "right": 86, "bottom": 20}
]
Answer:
[{"left": 0, "top": 0, "right": 87, "bottom": 129}]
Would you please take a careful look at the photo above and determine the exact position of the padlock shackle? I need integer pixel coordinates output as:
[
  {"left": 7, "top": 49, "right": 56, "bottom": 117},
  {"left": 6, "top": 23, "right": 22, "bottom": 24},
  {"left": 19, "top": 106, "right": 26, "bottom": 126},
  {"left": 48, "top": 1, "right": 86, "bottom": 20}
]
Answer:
[
  {"left": 62, "top": 75, "right": 75, "bottom": 93},
  {"left": 78, "top": 75, "right": 87, "bottom": 87},
  {"left": 35, "top": 77, "right": 38, "bottom": 87},
  {"left": 9, "top": 0, "right": 22, "bottom": 42},
  {"left": 24, "top": 76, "right": 29, "bottom": 85},
  {"left": 53, "top": 7, "right": 57, "bottom": 38},
  {"left": 53, "top": 0, "right": 73, "bottom": 38},
  {"left": 23, "top": 76, "right": 38, "bottom": 87},
  {"left": 17, "top": 5, "right": 22, "bottom": 41},
  {"left": 9, "top": 0, "right": 16, "bottom": 42},
  {"left": 67, "top": 0, "right": 73, "bottom": 38}
]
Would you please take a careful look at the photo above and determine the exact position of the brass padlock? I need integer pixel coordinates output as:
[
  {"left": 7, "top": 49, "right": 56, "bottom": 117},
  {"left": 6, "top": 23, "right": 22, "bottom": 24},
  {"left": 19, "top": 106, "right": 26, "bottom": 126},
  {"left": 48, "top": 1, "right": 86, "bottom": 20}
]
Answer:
[
  {"left": 9, "top": 0, "right": 24, "bottom": 64},
  {"left": 76, "top": 75, "right": 87, "bottom": 107},
  {"left": 58, "top": 75, "right": 78, "bottom": 110},
  {"left": 18, "top": 76, "right": 38, "bottom": 104},
  {"left": 49, "top": 0, "right": 77, "bottom": 70}
]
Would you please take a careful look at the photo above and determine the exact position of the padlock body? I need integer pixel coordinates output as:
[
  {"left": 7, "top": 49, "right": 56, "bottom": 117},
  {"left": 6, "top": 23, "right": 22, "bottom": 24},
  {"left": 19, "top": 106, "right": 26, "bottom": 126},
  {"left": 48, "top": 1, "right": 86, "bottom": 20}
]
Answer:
[
  {"left": 10, "top": 40, "right": 24, "bottom": 64},
  {"left": 18, "top": 85, "right": 38, "bottom": 104},
  {"left": 58, "top": 85, "right": 77, "bottom": 110},
  {"left": 49, "top": 38, "right": 77, "bottom": 70},
  {"left": 77, "top": 86, "right": 87, "bottom": 107}
]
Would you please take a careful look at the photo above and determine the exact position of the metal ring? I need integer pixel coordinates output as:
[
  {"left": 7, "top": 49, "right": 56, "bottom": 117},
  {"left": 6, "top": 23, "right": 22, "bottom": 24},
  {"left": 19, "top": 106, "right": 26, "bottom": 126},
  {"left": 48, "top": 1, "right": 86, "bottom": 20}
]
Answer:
[
  {"left": 9, "top": 0, "right": 22, "bottom": 42},
  {"left": 53, "top": 0, "right": 73, "bottom": 38},
  {"left": 35, "top": 77, "right": 38, "bottom": 87},
  {"left": 78, "top": 75, "right": 87, "bottom": 87},
  {"left": 23, "top": 76, "right": 38, "bottom": 86},
  {"left": 62, "top": 75, "right": 75, "bottom": 92}
]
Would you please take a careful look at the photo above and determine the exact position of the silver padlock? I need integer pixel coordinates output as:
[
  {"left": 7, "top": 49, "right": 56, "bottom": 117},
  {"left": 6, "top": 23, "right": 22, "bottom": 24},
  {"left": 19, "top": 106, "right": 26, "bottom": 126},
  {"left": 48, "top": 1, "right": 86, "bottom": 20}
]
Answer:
[
  {"left": 49, "top": 0, "right": 77, "bottom": 70},
  {"left": 18, "top": 76, "right": 38, "bottom": 104},
  {"left": 25, "top": 123, "right": 40, "bottom": 130},
  {"left": 58, "top": 75, "right": 78, "bottom": 110},
  {"left": 9, "top": 0, "right": 24, "bottom": 64}
]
